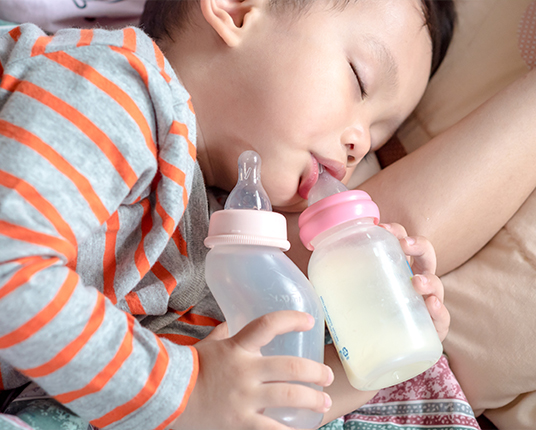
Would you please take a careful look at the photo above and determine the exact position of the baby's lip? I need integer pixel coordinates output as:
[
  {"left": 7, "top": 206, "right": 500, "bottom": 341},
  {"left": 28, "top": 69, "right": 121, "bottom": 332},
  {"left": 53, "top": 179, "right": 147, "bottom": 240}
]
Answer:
[
  {"left": 316, "top": 156, "right": 347, "bottom": 182},
  {"left": 299, "top": 156, "right": 347, "bottom": 200},
  {"left": 298, "top": 157, "right": 319, "bottom": 200}
]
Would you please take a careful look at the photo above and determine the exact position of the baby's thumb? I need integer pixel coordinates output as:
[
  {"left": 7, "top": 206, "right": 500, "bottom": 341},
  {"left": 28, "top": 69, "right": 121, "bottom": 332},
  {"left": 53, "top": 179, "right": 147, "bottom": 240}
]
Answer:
[{"left": 206, "top": 321, "right": 229, "bottom": 341}]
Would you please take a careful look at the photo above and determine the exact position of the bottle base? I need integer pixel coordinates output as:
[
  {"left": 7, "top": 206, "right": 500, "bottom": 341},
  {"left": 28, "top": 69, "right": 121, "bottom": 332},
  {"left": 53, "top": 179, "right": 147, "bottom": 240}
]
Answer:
[
  {"left": 264, "top": 407, "right": 323, "bottom": 429},
  {"left": 349, "top": 354, "right": 442, "bottom": 391}
]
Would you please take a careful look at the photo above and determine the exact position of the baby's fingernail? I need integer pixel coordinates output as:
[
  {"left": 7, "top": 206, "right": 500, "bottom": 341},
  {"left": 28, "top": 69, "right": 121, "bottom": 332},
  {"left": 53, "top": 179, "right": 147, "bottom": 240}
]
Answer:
[
  {"left": 434, "top": 297, "right": 442, "bottom": 308},
  {"left": 405, "top": 236, "right": 416, "bottom": 245},
  {"left": 326, "top": 367, "right": 335, "bottom": 385},
  {"left": 323, "top": 393, "right": 332, "bottom": 411},
  {"left": 415, "top": 274, "right": 429, "bottom": 285}
]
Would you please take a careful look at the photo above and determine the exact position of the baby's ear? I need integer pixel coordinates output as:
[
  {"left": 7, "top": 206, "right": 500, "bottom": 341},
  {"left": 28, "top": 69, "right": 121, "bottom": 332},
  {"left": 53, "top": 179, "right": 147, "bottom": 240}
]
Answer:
[{"left": 200, "top": 0, "right": 265, "bottom": 47}]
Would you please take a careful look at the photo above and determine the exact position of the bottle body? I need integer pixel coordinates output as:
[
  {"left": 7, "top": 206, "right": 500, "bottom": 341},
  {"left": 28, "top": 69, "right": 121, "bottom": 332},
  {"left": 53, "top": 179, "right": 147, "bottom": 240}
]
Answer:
[
  {"left": 308, "top": 219, "right": 442, "bottom": 391},
  {"left": 205, "top": 244, "right": 325, "bottom": 429}
]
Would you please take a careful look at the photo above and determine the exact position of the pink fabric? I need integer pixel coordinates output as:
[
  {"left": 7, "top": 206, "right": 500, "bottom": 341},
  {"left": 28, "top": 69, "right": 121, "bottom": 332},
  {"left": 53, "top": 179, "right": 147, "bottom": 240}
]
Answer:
[
  {"left": 519, "top": 1, "right": 536, "bottom": 69},
  {"left": 342, "top": 355, "right": 481, "bottom": 429}
]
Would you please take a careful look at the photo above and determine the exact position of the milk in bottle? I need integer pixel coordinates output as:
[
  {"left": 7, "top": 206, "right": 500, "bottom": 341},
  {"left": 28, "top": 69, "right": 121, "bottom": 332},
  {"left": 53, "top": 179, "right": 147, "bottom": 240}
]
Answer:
[{"left": 299, "top": 167, "right": 442, "bottom": 391}]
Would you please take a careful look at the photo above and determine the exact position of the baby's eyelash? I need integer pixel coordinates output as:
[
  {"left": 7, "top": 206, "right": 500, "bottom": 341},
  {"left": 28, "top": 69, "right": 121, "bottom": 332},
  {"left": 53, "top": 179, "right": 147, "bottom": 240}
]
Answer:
[{"left": 350, "top": 62, "right": 368, "bottom": 99}]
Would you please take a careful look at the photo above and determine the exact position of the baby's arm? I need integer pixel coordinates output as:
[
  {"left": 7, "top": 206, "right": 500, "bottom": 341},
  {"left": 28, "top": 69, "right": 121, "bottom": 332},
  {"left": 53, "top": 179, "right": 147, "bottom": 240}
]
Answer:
[
  {"left": 171, "top": 311, "right": 334, "bottom": 430},
  {"left": 361, "top": 69, "right": 536, "bottom": 276}
]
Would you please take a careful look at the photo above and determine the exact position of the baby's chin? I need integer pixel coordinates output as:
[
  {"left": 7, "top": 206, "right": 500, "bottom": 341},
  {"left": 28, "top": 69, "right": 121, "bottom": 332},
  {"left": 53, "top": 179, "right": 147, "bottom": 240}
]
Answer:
[{"left": 272, "top": 198, "right": 309, "bottom": 214}]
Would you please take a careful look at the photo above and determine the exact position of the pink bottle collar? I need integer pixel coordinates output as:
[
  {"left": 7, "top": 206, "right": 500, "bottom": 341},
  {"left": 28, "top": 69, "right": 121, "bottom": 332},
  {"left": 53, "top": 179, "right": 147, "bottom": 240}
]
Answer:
[{"left": 298, "top": 190, "right": 380, "bottom": 251}]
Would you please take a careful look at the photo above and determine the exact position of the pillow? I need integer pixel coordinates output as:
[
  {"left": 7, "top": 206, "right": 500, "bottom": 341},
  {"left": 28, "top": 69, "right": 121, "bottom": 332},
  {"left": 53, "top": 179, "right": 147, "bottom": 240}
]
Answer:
[
  {"left": 396, "top": 1, "right": 536, "bottom": 428},
  {"left": 0, "top": 0, "right": 145, "bottom": 33}
]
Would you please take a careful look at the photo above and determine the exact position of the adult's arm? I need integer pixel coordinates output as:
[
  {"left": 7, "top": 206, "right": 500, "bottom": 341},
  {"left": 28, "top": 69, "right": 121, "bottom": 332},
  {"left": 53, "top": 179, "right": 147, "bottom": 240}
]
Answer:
[{"left": 286, "top": 69, "right": 536, "bottom": 277}]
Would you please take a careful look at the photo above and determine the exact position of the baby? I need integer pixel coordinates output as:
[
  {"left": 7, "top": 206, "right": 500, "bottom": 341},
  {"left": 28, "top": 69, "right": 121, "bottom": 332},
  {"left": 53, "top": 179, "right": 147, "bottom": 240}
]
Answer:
[{"left": 0, "top": 0, "right": 454, "bottom": 428}]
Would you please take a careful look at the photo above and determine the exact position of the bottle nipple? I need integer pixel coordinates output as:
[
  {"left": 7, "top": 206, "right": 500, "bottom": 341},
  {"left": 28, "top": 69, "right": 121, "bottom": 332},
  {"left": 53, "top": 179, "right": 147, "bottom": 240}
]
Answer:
[
  {"left": 307, "top": 165, "right": 348, "bottom": 206},
  {"left": 224, "top": 150, "right": 272, "bottom": 211}
]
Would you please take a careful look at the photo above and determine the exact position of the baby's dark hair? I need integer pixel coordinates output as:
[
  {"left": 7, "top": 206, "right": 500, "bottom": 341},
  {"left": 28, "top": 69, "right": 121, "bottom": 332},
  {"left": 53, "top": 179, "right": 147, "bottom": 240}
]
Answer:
[{"left": 140, "top": 0, "right": 456, "bottom": 78}]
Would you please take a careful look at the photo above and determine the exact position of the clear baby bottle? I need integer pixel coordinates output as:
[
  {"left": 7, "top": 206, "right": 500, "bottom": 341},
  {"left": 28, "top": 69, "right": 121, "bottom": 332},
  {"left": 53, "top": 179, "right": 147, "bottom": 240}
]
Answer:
[
  {"left": 204, "top": 151, "right": 325, "bottom": 429},
  {"left": 298, "top": 166, "right": 442, "bottom": 391}
]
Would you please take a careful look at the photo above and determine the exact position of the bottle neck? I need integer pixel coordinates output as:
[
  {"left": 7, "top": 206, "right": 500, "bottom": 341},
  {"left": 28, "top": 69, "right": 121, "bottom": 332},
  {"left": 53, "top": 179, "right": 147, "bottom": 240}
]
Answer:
[{"left": 310, "top": 217, "right": 375, "bottom": 250}]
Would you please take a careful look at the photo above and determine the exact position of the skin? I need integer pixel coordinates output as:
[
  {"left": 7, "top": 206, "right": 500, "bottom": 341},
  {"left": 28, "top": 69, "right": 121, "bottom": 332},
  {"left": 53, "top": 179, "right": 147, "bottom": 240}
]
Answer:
[
  {"left": 285, "top": 68, "right": 536, "bottom": 277},
  {"left": 160, "top": 0, "right": 450, "bottom": 428},
  {"left": 163, "top": 0, "right": 432, "bottom": 212}
]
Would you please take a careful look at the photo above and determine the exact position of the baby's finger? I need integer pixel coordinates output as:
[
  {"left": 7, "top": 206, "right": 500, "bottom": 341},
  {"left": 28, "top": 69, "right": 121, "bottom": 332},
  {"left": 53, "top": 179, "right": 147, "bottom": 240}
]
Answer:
[
  {"left": 379, "top": 222, "right": 408, "bottom": 240},
  {"left": 400, "top": 235, "right": 437, "bottom": 275},
  {"left": 259, "top": 356, "right": 334, "bottom": 387},
  {"left": 259, "top": 382, "right": 332, "bottom": 414},
  {"left": 424, "top": 295, "right": 450, "bottom": 342},
  {"left": 201, "top": 321, "right": 228, "bottom": 341},
  {"left": 412, "top": 273, "right": 444, "bottom": 303},
  {"left": 232, "top": 311, "right": 315, "bottom": 353}
]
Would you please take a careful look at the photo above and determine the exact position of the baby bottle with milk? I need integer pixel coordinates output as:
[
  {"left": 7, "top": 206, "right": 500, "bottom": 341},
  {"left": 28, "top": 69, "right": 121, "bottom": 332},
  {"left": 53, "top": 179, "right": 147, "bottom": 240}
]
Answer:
[
  {"left": 298, "top": 167, "right": 442, "bottom": 391},
  {"left": 204, "top": 151, "right": 325, "bottom": 429}
]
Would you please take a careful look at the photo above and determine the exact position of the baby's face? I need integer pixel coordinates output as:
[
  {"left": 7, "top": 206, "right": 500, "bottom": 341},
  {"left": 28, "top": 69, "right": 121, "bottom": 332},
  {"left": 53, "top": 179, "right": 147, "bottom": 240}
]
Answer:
[{"left": 196, "top": 0, "right": 432, "bottom": 212}]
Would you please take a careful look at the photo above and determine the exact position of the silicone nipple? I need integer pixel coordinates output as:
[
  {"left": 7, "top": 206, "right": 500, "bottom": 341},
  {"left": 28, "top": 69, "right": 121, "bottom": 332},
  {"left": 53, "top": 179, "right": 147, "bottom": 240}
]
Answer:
[
  {"left": 308, "top": 165, "right": 348, "bottom": 206},
  {"left": 224, "top": 150, "right": 272, "bottom": 211}
]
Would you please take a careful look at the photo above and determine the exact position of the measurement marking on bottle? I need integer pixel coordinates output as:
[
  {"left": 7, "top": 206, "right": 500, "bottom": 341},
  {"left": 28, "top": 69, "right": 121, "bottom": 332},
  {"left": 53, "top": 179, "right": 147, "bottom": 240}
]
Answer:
[{"left": 268, "top": 293, "right": 303, "bottom": 304}]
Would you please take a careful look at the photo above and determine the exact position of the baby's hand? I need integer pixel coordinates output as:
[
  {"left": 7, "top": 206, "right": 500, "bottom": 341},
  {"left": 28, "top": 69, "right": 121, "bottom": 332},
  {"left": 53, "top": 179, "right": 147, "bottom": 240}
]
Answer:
[
  {"left": 381, "top": 223, "right": 450, "bottom": 341},
  {"left": 171, "top": 311, "right": 334, "bottom": 430}
]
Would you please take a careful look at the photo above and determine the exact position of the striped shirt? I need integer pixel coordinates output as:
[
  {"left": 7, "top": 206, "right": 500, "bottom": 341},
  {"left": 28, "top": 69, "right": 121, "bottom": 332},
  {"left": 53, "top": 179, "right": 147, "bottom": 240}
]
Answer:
[{"left": 0, "top": 24, "right": 222, "bottom": 429}]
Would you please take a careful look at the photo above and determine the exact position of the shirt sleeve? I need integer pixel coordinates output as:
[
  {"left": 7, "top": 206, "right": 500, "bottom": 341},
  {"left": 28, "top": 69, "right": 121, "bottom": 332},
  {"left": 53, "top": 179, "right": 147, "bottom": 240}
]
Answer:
[{"left": 0, "top": 26, "right": 199, "bottom": 429}]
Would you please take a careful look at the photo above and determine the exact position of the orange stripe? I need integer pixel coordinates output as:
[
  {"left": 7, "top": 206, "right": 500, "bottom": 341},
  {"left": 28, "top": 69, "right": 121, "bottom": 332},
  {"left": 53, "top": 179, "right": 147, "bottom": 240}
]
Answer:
[
  {"left": 122, "top": 28, "right": 137, "bottom": 52},
  {"left": 152, "top": 262, "right": 176, "bottom": 295},
  {"left": 155, "top": 198, "right": 175, "bottom": 237},
  {"left": 0, "top": 270, "right": 78, "bottom": 349},
  {"left": 179, "top": 313, "right": 221, "bottom": 327},
  {"left": 169, "top": 121, "right": 196, "bottom": 161},
  {"left": 0, "top": 256, "right": 59, "bottom": 301},
  {"left": 172, "top": 229, "right": 188, "bottom": 257},
  {"left": 153, "top": 179, "right": 176, "bottom": 237},
  {"left": 44, "top": 51, "right": 157, "bottom": 158},
  {"left": 152, "top": 41, "right": 171, "bottom": 83},
  {"left": 77, "top": 29, "right": 94, "bottom": 47},
  {"left": 159, "top": 158, "right": 188, "bottom": 210},
  {"left": 157, "top": 333, "right": 201, "bottom": 345},
  {"left": 55, "top": 314, "right": 135, "bottom": 404},
  {"left": 23, "top": 293, "right": 106, "bottom": 378},
  {"left": 103, "top": 211, "right": 120, "bottom": 304},
  {"left": 9, "top": 27, "right": 21, "bottom": 42},
  {"left": 156, "top": 333, "right": 199, "bottom": 346},
  {"left": 1, "top": 76, "right": 138, "bottom": 188},
  {"left": 187, "top": 97, "right": 195, "bottom": 114},
  {"left": 125, "top": 291, "right": 145, "bottom": 315},
  {"left": 0, "top": 220, "right": 76, "bottom": 262},
  {"left": 172, "top": 305, "right": 194, "bottom": 318},
  {"left": 159, "top": 158, "right": 186, "bottom": 188},
  {"left": 110, "top": 46, "right": 149, "bottom": 88},
  {"left": 31, "top": 36, "right": 52, "bottom": 57},
  {"left": 91, "top": 336, "right": 170, "bottom": 428},
  {"left": 0, "top": 119, "right": 110, "bottom": 224},
  {"left": 154, "top": 346, "right": 198, "bottom": 430},
  {"left": 134, "top": 198, "right": 152, "bottom": 278},
  {"left": 0, "top": 170, "right": 77, "bottom": 248}
]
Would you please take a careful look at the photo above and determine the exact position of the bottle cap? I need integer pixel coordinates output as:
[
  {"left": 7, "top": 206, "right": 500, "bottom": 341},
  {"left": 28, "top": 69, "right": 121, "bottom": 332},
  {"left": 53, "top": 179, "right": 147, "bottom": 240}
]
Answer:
[
  {"left": 204, "top": 151, "right": 290, "bottom": 250},
  {"left": 299, "top": 190, "right": 380, "bottom": 251}
]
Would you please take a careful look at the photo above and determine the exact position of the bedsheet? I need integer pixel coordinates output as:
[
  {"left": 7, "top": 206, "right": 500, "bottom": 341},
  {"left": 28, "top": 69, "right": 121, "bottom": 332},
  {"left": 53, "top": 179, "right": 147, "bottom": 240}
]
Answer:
[{"left": 322, "top": 355, "right": 480, "bottom": 430}]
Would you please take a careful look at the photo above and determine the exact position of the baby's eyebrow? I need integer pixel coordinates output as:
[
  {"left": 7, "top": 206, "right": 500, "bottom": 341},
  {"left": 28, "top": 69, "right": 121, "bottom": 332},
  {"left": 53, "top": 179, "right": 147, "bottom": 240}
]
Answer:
[{"left": 364, "top": 35, "right": 399, "bottom": 90}]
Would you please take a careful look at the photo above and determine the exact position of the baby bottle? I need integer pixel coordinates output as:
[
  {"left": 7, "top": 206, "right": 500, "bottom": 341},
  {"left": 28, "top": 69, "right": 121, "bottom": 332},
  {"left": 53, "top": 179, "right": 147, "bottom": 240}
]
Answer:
[
  {"left": 204, "top": 151, "right": 325, "bottom": 429},
  {"left": 298, "top": 167, "right": 442, "bottom": 391}
]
